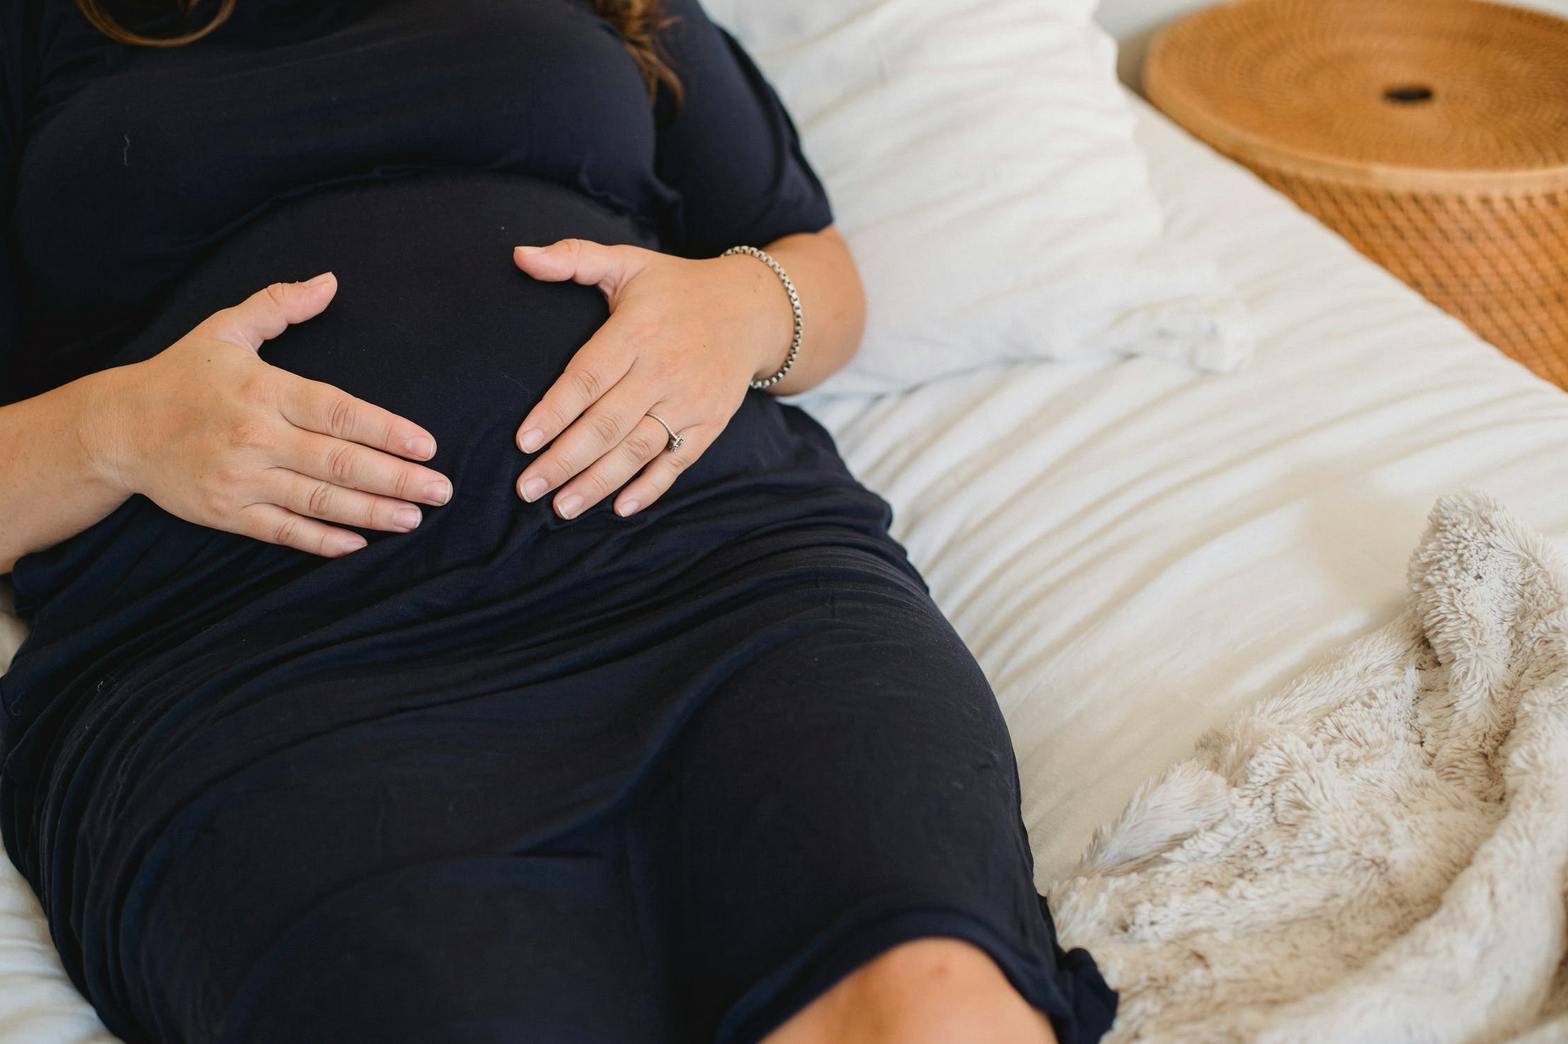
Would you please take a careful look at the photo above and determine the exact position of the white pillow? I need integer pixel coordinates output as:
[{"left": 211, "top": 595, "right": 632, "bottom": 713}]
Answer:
[{"left": 703, "top": 0, "right": 1253, "bottom": 398}]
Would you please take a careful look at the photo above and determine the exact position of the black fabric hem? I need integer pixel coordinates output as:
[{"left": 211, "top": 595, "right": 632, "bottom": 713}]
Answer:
[{"left": 715, "top": 902, "right": 1117, "bottom": 1044}]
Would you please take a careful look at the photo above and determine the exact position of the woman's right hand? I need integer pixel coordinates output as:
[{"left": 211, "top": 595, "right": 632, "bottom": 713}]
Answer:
[{"left": 87, "top": 272, "right": 452, "bottom": 558}]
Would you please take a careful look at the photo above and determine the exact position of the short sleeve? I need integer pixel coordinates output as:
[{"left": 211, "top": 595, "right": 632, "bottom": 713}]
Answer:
[{"left": 650, "top": 0, "right": 834, "bottom": 259}]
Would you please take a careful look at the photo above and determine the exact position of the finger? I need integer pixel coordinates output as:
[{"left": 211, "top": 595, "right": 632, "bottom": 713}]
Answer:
[
  {"left": 512, "top": 239, "right": 649, "bottom": 295},
  {"left": 263, "top": 466, "right": 426, "bottom": 534},
  {"left": 234, "top": 500, "right": 369, "bottom": 558},
  {"left": 544, "top": 413, "right": 670, "bottom": 520},
  {"left": 515, "top": 317, "right": 636, "bottom": 455},
  {"left": 280, "top": 374, "right": 439, "bottom": 461},
  {"left": 611, "top": 416, "right": 715, "bottom": 518},
  {"left": 517, "top": 374, "right": 648, "bottom": 505},
  {"left": 200, "top": 272, "right": 339, "bottom": 354},
  {"left": 284, "top": 428, "right": 453, "bottom": 508}
]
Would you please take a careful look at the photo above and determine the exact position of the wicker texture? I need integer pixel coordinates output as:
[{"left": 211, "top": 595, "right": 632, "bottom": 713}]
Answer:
[{"left": 1145, "top": 0, "right": 1568, "bottom": 389}]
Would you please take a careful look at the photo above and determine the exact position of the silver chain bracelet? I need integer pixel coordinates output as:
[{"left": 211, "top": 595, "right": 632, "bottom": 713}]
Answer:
[{"left": 723, "top": 245, "right": 803, "bottom": 390}]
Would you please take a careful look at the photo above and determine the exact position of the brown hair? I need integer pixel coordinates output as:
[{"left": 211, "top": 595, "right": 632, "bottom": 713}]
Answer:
[{"left": 73, "top": 0, "right": 684, "bottom": 104}]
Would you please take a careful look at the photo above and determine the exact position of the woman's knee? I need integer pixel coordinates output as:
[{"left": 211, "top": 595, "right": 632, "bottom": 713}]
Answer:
[{"left": 762, "top": 937, "right": 1059, "bottom": 1044}]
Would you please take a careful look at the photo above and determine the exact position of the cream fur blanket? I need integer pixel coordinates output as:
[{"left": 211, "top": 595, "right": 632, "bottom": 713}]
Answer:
[{"left": 1046, "top": 492, "right": 1568, "bottom": 1043}]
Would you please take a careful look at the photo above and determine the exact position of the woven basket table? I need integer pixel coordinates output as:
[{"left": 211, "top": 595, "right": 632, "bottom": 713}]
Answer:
[{"left": 1144, "top": 0, "right": 1568, "bottom": 389}]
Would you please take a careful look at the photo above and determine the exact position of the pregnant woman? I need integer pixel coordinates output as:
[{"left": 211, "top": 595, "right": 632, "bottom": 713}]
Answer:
[{"left": 0, "top": 1, "right": 1117, "bottom": 1041}]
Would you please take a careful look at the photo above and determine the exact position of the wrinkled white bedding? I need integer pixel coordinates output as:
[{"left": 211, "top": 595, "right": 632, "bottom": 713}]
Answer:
[
  {"left": 2, "top": 93, "right": 1567, "bottom": 1042},
  {"left": 794, "top": 94, "right": 1568, "bottom": 895}
]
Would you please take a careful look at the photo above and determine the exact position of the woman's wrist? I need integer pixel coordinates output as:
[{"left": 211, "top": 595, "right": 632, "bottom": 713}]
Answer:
[
  {"left": 73, "top": 364, "right": 141, "bottom": 498},
  {"left": 713, "top": 252, "right": 796, "bottom": 385},
  {"left": 0, "top": 368, "right": 136, "bottom": 574},
  {"left": 737, "top": 228, "right": 865, "bottom": 398}
]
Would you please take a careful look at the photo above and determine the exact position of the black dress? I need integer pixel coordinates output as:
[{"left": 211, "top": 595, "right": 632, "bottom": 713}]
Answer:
[{"left": 0, "top": 1, "right": 1118, "bottom": 1041}]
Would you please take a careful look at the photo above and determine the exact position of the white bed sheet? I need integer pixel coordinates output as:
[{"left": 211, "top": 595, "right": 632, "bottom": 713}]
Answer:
[
  {"left": 4, "top": 92, "right": 1568, "bottom": 1041},
  {"left": 800, "top": 95, "right": 1568, "bottom": 890}
]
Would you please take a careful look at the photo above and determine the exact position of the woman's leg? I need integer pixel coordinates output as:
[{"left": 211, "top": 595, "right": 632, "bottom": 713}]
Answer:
[
  {"left": 763, "top": 937, "right": 1059, "bottom": 1044},
  {"left": 212, "top": 846, "right": 667, "bottom": 1043},
  {"left": 73, "top": 674, "right": 671, "bottom": 1044},
  {"left": 622, "top": 559, "right": 1113, "bottom": 1044}
]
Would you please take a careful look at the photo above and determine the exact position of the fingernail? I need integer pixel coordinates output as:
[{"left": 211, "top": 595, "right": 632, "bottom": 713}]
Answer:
[
  {"left": 405, "top": 435, "right": 435, "bottom": 459},
  {"left": 424, "top": 480, "right": 451, "bottom": 505},
  {"left": 557, "top": 493, "right": 583, "bottom": 519},
  {"left": 515, "top": 245, "right": 545, "bottom": 256},
  {"left": 519, "top": 428, "right": 544, "bottom": 453},
  {"left": 522, "top": 476, "right": 547, "bottom": 502},
  {"left": 335, "top": 534, "right": 366, "bottom": 554},
  {"left": 617, "top": 499, "right": 640, "bottom": 517},
  {"left": 393, "top": 506, "right": 422, "bottom": 531},
  {"left": 305, "top": 271, "right": 335, "bottom": 288}
]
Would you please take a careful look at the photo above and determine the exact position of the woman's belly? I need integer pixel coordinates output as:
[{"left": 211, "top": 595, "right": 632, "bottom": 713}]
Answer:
[
  {"left": 7, "top": 171, "right": 911, "bottom": 661},
  {"left": 107, "top": 169, "right": 660, "bottom": 508}
]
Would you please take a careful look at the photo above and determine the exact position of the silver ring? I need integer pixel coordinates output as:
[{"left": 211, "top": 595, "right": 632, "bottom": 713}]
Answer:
[{"left": 646, "top": 411, "right": 684, "bottom": 452}]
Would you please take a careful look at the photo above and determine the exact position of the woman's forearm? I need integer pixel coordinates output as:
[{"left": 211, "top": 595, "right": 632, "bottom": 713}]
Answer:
[
  {"left": 730, "top": 224, "right": 865, "bottom": 397},
  {"left": 0, "top": 367, "right": 131, "bottom": 575}
]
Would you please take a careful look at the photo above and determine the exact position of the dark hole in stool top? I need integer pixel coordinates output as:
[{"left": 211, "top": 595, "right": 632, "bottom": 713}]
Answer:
[{"left": 1383, "top": 84, "right": 1435, "bottom": 104}]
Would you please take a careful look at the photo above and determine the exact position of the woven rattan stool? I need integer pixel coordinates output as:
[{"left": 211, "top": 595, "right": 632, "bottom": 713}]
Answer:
[{"left": 1145, "top": 0, "right": 1568, "bottom": 389}]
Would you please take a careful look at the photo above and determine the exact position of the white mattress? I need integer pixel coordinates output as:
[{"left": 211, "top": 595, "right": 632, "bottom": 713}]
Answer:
[{"left": 4, "top": 92, "right": 1568, "bottom": 1041}]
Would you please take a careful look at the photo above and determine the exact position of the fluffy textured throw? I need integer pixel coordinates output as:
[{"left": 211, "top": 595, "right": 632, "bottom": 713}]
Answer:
[{"left": 1046, "top": 491, "right": 1568, "bottom": 1043}]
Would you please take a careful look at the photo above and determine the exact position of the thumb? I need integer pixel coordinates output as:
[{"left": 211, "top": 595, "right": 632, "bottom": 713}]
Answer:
[
  {"left": 513, "top": 239, "right": 648, "bottom": 296},
  {"left": 204, "top": 271, "right": 338, "bottom": 353}
]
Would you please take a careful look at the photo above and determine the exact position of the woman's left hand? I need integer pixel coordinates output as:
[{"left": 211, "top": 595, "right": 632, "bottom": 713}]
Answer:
[{"left": 510, "top": 238, "right": 792, "bottom": 520}]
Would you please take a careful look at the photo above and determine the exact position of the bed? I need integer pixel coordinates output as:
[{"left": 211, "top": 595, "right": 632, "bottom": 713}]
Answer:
[{"left": 3, "top": 88, "right": 1567, "bottom": 1043}]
